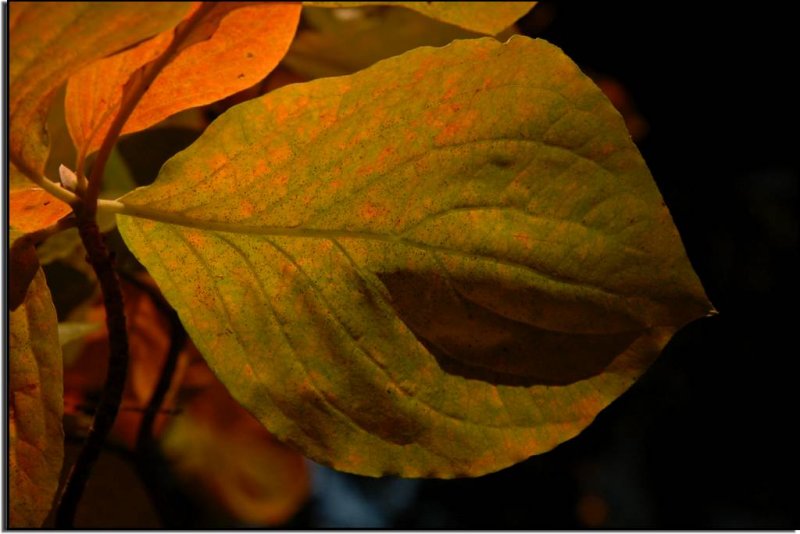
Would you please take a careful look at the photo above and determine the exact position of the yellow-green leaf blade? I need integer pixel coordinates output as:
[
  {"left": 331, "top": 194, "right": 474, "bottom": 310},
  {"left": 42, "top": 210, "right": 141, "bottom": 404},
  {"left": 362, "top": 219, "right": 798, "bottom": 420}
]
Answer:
[
  {"left": 117, "top": 36, "right": 711, "bottom": 477},
  {"left": 304, "top": 2, "right": 536, "bottom": 34},
  {"left": 9, "top": 1, "right": 191, "bottom": 176},
  {"left": 9, "top": 268, "right": 64, "bottom": 526}
]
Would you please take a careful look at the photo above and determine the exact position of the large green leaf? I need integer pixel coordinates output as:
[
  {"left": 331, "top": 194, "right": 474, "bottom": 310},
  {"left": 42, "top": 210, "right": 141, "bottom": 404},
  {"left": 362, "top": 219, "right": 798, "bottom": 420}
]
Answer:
[
  {"left": 304, "top": 2, "right": 536, "bottom": 34},
  {"left": 9, "top": 1, "right": 190, "bottom": 178},
  {"left": 117, "top": 36, "right": 711, "bottom": 477},
  {"left": 9, "top": 268, "right": 64, "bottom": 526}
]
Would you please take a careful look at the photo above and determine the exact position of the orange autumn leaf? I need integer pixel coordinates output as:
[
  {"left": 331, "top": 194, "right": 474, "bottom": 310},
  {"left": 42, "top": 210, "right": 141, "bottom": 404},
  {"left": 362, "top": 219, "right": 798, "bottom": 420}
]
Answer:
[
  {"left": 163, "top": 358, "right": 310, "bottom": 526},
  {"left": 9, "top": 2, "right": 191, "bottom": 179},
  {"left": 66, "top": 2, "right": 302, "bottom": 157},
  {"left": 64, "top": 277, "right": 189, "bottom": 449},
  {"left": 8, "top": 188, "right": 72, "bottom": 311},
  {"left": 9, "top": 268, "right": 63, "bottom": 527},
  {"left": 63, "top": 277, "right": 309, "bottom": 526},
  {"left": 9, "top": 188, "right": 72, "bottom": 234}
]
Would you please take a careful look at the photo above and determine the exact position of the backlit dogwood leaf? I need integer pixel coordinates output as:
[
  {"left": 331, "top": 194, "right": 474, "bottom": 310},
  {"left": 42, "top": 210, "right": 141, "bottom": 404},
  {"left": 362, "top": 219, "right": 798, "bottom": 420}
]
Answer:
[
  {"left": 9, "top": 188, "right": 72, "bottom": 235},
  {"left": 9, "top": 1, "right": 190, "bottom": 177},
  {"left": 116, "top": 36, "right": 712, "bottom": 477},
  {"left": 9, "top": 268, "right": 64, "bottom": 526},
  {"left": 65, "top": 2, "right": 302, "bottom": 157},
  {"left": 304, "top": 2, "right": 535, "bottom": 35},
  {"left": 9, "top": 190, "right": 72, "bottom": 311}
]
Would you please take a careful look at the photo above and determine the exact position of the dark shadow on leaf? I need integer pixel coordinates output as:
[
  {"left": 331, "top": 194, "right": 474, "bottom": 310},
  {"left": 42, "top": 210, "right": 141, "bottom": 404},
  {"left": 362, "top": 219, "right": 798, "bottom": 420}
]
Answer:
[{"left": 378, "top": 270, "right": 640, "bottom": 387}]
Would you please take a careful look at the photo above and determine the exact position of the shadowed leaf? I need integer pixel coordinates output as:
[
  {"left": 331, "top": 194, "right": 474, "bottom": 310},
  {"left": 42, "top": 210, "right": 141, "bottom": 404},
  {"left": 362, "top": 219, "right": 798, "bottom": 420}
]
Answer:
[
  {"left": 9, "top": 268, "right": 64, "bottom": 527},
  {"left": 304, "top": 1, "right": 535, "bottom": 34},
  {"left": 9, "top": 1, "right": 190, "bottom": 178},
  {"left": 285, "top": 5, "right": 511, "bottom": 79},
  {"left": 66, "top": 2, "right": 302, "bottom": 157},
  {"left": 117, "top": 36, "right": 712, "bottom": 477},
  {"left": 9, "top": 186, "right": 72, "bottom": 311},
  {"left": 64, "top": 277, "right": 188, "bottom": 449},
  {"left": 163, "top": 360, "right": 310, "bottom": 526},
  {"left": 9, "top": 234, "right": 40, "bottom": 312}
]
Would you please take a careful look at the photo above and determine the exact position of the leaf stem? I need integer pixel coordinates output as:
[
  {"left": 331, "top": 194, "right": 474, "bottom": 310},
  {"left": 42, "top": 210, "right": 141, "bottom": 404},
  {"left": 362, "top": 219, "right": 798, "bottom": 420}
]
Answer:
[
  {"left": 84, "top": 3, "right": 215, "bottom": 211},
  {"left": 117, "top": 272, "right": 188, "bottom": 456},
  {"left": 13, "top": 162, "right": 80, "bottom": 206},
  {"left": 54, "top": 209, "right": 129, "bottom": 527},
  {"left": 53, "top": 7, "right": 216, "bottom": 524}
]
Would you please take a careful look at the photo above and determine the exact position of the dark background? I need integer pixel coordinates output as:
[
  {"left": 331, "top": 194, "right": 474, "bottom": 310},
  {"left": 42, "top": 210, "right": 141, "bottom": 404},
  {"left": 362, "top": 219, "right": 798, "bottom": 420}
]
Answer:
[{"left": 287, "top": 3, "right": 796, "bottom": 528}]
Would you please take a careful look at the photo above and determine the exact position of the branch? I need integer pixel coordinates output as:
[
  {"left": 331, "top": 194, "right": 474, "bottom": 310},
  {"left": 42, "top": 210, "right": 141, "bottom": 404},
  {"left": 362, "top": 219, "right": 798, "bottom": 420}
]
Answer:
[
  {"left": 12, "top": 159, "right": 80, "bottom": 206},
  {"left": 52, "top": 5, "right": 217, "bottom": 525},
  {"left": 117, "top": 272, "right": 189, "bottom": 456},
  {"left": 54, "top": 210, "right": 129, "bottom": 527},
  {"left": 84, "top": 2, "right": 215, "bottom": 209}
]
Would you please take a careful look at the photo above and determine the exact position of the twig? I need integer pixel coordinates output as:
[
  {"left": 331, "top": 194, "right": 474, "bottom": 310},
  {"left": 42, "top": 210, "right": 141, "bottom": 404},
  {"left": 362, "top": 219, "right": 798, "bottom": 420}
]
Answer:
[
  {"left": 55, "top": 210, "right": 129, "bottom": 527},
  {"left": 84, "top": 2, "right": 215, "bottom": 210},
  {"left": 11, "top": 159, "right": 80, "bottom": 206},
  {"left": 117, "top": 272, "right": 189, "bottom": 455},
  {"left": 52, "top": 5, "right": 216, "bottom": 526}
]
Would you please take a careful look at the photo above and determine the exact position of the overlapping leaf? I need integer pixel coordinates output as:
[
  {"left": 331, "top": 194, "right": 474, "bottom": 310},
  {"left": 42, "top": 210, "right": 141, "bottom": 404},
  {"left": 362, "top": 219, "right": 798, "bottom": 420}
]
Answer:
[
  {"left": 285, "top": 5, "right": 513, "bottom": 79},
  {"left": 9, "top": 1, "right": 190, "bottom": 179},
  {"left": 117, "top": 36, "right": 712, "bottom": 477},
  {"left": 65, "top": 2, "right": 302, "bottom": 157},
  {"left": 9, "top": 269, "right": 64, "bottom": 527},
  {"left": 9, "top": 189, "right": 72, "bottom": 235},
  {"left": 63, "top": 278, "right": 309, "bottom": 523},
  {"left": 162, "top": 360, "right": 310, "bottom": 525},
  {"left": 8, "top": 188, "right": 72, "bottom": 311},
  {"left": 64, "top": 278, "right": 188, "bottom": 449},
  {"left": 304, "top": 2, "right": 535, "bottom": 34}
]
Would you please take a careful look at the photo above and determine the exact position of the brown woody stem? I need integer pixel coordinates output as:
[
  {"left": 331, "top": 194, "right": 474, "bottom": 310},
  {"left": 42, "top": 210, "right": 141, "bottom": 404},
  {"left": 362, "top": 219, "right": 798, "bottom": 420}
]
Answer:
[
  {"left": 84, "top": 2, "right": 215, "bottom": 209},
  {"left": 120, "top": 272, "right": 188, "bottom": 455},
  {"left": 54, "top": 210, "right": 129, "bottom": 527},
  {"left": 52, "top": 5, "right": 217, "bottom": 526}
]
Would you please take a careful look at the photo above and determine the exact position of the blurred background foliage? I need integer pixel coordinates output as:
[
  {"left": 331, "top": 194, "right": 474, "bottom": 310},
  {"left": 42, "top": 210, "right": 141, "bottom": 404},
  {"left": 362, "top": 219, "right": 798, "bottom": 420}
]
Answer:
[{"left": 40, "top": 2, "right": 794, "bottom": 528}]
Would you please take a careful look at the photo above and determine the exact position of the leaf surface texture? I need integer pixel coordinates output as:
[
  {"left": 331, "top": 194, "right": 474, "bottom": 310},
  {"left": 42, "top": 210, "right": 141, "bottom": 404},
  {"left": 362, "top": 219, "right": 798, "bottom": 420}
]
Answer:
[
  {"left": 118, "top": 37, "right": 711, "bottom": 476},
  {"left": 65, "top": 2, "right": 302, "bottom": 157},
  {"left": 9, "top": 269, "right": 64, "bottom": 526},
  {"left": 9, "top": 1, "right": 190, "bottom": 176}
]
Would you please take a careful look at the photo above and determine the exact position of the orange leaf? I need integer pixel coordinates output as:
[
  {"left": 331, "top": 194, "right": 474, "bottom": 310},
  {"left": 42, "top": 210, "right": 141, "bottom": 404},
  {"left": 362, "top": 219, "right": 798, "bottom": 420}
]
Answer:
[
  {"left": 63, "top": 276, "right": 309, "bottom": 525},
  {"left": 9, "top": 268, "right": 63, "bottom": 527},
  {"left": 9, "top": 188, "right": 72, "bottom": 234},
  {"left": 64, "top": 276, "right": 188, "bottom": 449},
  {"left": 163, "top": 359, "right": 310, "bottom": 526},
  {"left": 66, "top": 2, "right": 302, "bottom": 157},
  {"left": 9, "top": 2, "right": 191, "bottom": 177}
]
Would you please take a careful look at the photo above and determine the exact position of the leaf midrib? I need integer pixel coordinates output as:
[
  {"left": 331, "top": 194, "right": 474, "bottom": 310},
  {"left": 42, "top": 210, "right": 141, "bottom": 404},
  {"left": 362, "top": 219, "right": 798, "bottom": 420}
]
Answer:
[{"left": 117, "top": 200, "right": 644, "bottom": 307}]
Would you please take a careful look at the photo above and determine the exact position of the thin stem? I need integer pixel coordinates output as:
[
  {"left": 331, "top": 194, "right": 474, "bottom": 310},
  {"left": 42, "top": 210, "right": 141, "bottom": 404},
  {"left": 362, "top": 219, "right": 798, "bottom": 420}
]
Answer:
[
  {"left": 55, "top": 209, "right": 130, "bottom": 528},
  {"left": 12, "top": 161, "right": 80, "bottom": 206},
  {"left": 53, "top": 6, "right": 216, "bottom": 525},
  {"left": 118, "top": 272, "right": 188, "bottom": 456},
  {"left": 84, "top": 3, "right": 215, "bottom": 210},
  {"left": 135, "top": 326, "right": 185, "bottom": 454}
]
